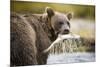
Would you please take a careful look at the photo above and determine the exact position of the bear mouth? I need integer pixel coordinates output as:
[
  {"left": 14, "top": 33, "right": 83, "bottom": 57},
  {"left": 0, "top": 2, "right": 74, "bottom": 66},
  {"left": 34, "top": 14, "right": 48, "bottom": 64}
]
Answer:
[
  {"left": 61, "top": 31, "right": 70, "bottom": 34},
  {"left": 62, "top": 32, "right": 70, "bottom": 34},
  {"left": 56, "top": 30, "right": 70, "bottom": 36},
  {"left": 62, "top": 29, "right": 70, "bottom": 34}
]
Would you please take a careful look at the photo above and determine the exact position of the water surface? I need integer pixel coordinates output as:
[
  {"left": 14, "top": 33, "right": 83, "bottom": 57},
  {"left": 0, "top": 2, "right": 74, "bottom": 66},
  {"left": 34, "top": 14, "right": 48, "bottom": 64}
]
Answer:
[{"left": 47, "top": 52, "right": 95, "bottom": 64}]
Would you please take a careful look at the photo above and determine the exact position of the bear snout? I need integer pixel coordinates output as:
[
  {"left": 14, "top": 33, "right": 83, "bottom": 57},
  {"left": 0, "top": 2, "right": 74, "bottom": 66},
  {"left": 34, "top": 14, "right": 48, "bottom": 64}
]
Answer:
[{"left": 62, "top": 29, "right": 70, "bottom": 34}]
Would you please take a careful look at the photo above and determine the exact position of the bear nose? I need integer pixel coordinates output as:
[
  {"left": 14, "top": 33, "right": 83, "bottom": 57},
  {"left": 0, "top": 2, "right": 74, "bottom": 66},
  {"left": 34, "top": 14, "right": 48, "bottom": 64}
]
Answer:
[{"left": 63, "top": 29, "right": 69, "bottom": 34}]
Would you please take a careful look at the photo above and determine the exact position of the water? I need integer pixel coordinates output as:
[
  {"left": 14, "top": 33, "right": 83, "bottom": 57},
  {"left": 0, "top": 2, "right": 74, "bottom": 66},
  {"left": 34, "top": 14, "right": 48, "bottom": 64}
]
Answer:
[
  {"left": 47, "top": 52, "right": 95, "bottom": 64},
  {"left": 46, "top": 34, "right": 82, "bottom": 54}
]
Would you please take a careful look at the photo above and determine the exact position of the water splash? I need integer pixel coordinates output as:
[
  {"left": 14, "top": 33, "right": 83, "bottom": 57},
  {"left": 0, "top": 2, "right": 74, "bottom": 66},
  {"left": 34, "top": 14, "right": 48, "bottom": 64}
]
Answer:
[{"left": 44, "top": 33, "right": 82, "bottom": 54}]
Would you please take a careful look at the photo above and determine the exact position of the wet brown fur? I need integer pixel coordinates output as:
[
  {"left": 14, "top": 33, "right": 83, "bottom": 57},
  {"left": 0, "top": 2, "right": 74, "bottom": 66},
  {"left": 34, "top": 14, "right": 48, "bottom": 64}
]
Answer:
[{"left": 11, "top": 13, "right": 52, "bottom": 66}]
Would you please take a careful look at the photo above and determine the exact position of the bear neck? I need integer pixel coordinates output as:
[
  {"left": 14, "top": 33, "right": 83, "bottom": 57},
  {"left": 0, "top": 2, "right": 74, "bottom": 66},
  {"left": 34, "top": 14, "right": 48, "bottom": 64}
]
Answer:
[{"left": 39, "top": 14, "right": 57, "bottom": 42}]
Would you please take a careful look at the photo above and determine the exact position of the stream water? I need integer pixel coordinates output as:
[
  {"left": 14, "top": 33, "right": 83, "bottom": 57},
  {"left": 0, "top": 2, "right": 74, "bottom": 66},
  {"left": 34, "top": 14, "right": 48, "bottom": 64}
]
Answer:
[{"left": 47, "top": 52, "right": 95, "bottom": 64}]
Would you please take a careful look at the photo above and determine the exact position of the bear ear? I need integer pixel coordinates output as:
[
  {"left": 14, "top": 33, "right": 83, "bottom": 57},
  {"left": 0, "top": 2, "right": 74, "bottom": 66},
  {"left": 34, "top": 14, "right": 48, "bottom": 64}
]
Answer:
[
  {"left": 45, "top": 7, "right": 55, "bottom": 18},
  {"left": 67, "top": 12, "right": 73, "bottom": 20}
]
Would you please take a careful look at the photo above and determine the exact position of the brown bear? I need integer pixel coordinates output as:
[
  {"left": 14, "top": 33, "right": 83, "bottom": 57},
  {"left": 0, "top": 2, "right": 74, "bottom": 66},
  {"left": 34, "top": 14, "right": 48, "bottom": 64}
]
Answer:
[{"left": 11, "top": 7, "right": 72, "bottom": 66}]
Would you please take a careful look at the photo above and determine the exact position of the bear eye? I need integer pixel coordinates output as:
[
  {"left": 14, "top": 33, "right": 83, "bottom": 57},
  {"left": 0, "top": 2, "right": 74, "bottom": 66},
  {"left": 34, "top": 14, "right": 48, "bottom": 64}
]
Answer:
[{"left": 59, "top": 22, "right": 64, "bottom": 25}]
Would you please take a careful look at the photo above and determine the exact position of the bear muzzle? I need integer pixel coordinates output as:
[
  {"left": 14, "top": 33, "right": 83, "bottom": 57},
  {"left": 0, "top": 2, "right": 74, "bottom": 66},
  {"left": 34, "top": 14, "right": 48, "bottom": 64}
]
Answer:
[{"left": 62, "top": 29, "right": 70, "bottom": 34}]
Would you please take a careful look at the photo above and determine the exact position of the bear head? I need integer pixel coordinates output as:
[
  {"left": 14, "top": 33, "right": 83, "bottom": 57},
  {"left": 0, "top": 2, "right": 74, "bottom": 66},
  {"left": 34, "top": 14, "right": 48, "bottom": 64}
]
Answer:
[{"left": 45, "top": 7, "right": 73, "bottom": 35}]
